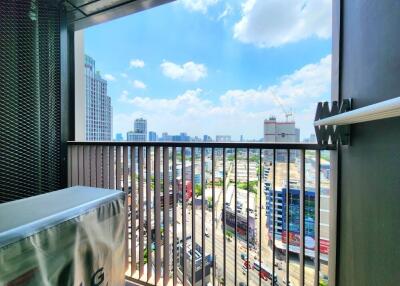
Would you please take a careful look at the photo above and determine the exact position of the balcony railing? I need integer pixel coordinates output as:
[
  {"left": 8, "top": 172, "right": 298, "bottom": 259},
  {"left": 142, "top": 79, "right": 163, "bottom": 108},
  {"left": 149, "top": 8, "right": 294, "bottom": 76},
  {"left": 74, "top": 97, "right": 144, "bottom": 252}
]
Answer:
[{"left": 68, "top": 141, "right": 335, "bottom": 286}]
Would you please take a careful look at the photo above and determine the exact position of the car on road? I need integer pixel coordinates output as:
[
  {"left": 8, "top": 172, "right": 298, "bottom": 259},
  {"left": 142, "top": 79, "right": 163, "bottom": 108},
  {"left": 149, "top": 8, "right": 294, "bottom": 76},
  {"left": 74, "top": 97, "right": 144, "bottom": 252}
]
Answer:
[
  {"left": 253, "top": 260, "right": 277, "bottom": 282},
  {"left": 239, "top": 282, "right": 246, "bottom": 286},
  {"left": 259, "top": 269, "right": 278, "bottom": 283},
  {"left": 240, "top": 253, "right": 247, "bottom": 260},
  {"left": 242, "top": 260, "right": 250, "bottom": 271},
  {"left": 252, "top": 260, "right": 261, "bottom": 271},
  {"left": 260, "top": 271, "right": 268, "bottom": 281}
]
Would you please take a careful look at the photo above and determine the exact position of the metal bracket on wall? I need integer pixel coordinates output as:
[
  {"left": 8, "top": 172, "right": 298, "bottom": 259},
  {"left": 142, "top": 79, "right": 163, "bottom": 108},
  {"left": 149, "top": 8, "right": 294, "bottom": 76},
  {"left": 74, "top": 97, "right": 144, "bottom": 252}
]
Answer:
[{"left": 314, "top": 99, "right": 352, "bottom": 145}]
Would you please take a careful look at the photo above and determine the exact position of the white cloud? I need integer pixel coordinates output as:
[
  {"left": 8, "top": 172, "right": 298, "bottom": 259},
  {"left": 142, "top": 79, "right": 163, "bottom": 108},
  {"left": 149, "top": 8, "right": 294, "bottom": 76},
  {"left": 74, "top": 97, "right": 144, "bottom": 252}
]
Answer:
[
  {"left": 217, "top": 4, "right": 233, "bottom": 21},
  {"left": 180, "top": 0, "right": 219, "bottom": 13},
  {"left": 103, "top": 74, "right": 116, "bottom": 81},
  {"left": 129, "top": 59, "right": 145, "bottom": 68},
  {"left": 234, "top": 0, "right": 332, "bottom": 48},
  {"left": 160, "top": 61, "right": 207, "bottom": 82},
  {"left": 119, "top": 90, "right": 130, "bottom": 102},
  {"left": 116, "top": 55, "right": 331, "bottom": 139},
  {"left": 220, "top": 55, "right": 332, "bottom": 109},
  {"left": 120, "top": 73, "right": 128, "bottom": 78},
  {"left": 132, "top": 80, "right": 146, "bottom": 89},
  {"left": 120, "top": 88, "right": 206, "bottom": 110}
]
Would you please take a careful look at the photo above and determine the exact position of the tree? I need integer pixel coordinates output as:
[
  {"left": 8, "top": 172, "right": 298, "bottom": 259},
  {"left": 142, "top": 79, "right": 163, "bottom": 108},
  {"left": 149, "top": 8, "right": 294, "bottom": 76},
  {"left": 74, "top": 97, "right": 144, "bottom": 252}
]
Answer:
[
  {"left": 225, "top": 230, "right": 233, "bottom": 241},
  {"left": 207, "top": 196, "right": 212, "bottom": 208},
  {"left": 143, "top": 247, "right": 148, "bottom": 264},
  {"left": 195, "top": 184, "right": 202, "bottom": 197}
]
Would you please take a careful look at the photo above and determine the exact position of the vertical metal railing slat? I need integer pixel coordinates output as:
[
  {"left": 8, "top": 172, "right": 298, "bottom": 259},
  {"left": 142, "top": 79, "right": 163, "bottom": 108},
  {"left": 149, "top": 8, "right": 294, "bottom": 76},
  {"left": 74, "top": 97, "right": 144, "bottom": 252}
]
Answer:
[
  {"left": 300, "top": 149, "right": 306, "bottom": 286},
  {"left": 222, "top": 148, "right": 226, "bottom": 286},
  {"left": 67, "top": 146, "right": 72, "bottom": 187},
  {"left": 146, "top": 147, "right": 152, "bottom": 281},
  {"left": 272, "top": 149, "right": 276, "bottom": 286},
  {"left": 163, "top": 147, "right": 170, "bottom": 286},
  {"left": 78, "top": 145, "right": 84, "bottom": 185},
  {"left": 123, "top": 146, "right": 129, "bottom": 192},
  {"left": 211, "top": 148, "right": 216, "bottom": 286},
  {"left": 182, "top": 147, "right": 188, "bottom": 286},
  {"left": 234, "top": 148, "right": 238, "bottom": 286},
  {"left": 314, "top": 150, "right": 321, "bottom": 286},
  {"left": 138, "top": 146, "right": 144, "bottom": 277},
  {"left": 201, "top": 147, "right": 206, "bottom": 286},
  {"left": 84, "top": 145, "right": 91, "bottom": 187},
  {"left": 131, "top": 145, "right": 137, "bottom": 276},
  {"left": 285, "top": 150, "right": 290, "bottom": 285},
  {"left": 123, "top": 146, "right": 129, "bottom": 271},
  {"left": 109, "top": 146, "right": 115, "bottom": 189},
  {"left": 90, "top": 146, "right": 96, "bottom": 187},
  {"left": 191, "top": 147, "right": 196, "bottom": 286},
  {"left": 103, "top": 146, "right": 109, "bottom": 189},
  {"left": 154, "top": 146, "right": 161, "bottom": 284},
  {"left": 258, "top": 149, "right": 262, "bottom": 286},
  {"left": 172, "top": 147, "right": 178, "bottom": 286},
  {"left": 246, "top": 148, "right": 250, "bottom": 286},
  {"left": 116, "top": 146, "right": 122, "bottom": 190},
  {"left": 96, "top": 145, "right": 102, "bottom": 187},
  {"left": 71, "top": 145, "right": 78, "bottom": 186}
]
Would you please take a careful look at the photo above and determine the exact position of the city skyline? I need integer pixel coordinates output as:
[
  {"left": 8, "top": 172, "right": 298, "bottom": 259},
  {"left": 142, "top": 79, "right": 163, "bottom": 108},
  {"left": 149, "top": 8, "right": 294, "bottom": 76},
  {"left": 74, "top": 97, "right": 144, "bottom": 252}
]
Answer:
[
  {"left": 85, "top": 0, "right": 332, "bottom": 140},
  {"left": 115, "top": 115, "right": 314, "bottom": 143}
]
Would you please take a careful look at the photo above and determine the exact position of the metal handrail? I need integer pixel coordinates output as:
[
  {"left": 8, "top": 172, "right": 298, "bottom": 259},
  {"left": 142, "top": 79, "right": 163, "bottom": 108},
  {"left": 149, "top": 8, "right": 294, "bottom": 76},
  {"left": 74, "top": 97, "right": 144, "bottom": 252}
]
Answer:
[
  {"left": 314, "top": 96, "right": 400, "bottom": 126},
  {"left": 68, "top": 141, "right": 336, "bottom": 150}
]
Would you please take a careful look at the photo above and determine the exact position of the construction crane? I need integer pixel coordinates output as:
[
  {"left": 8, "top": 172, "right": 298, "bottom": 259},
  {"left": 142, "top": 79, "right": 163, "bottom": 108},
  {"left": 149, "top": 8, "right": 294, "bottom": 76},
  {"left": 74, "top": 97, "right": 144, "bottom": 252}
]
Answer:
[{"left": 272, "top": 94, "right": 293, "bottom": 122}]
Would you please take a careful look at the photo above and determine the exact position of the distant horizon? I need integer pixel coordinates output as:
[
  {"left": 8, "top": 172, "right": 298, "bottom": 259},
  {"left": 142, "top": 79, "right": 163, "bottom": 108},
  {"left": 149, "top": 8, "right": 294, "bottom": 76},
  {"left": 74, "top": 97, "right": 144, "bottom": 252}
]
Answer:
[
  {"left": 85, "top": 0, "right": 332, "bottom": 141},
  {"left": 114, "top": 126, "right": 317, "bottom": 143}
]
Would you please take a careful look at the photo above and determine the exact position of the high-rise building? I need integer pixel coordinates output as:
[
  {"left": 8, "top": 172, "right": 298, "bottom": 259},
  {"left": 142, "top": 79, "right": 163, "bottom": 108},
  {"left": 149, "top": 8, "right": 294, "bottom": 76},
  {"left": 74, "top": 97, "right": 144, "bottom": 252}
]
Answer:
[
  {"left": 115, "top": 133, "right": 123, "bottom": 141},
  {"left": 203, "top": 135, "right": 212, "bottom": 142},
  {"left": 295, "top": 128, "right": 300, "bottom": 142},
  {"left": 264, "top": 116, "right": 299, "bottom": 162},
  {"left": 134, "top": 118, "right": 147, "bottom": 135},
  {"left": 215, "top": 135, "right": 231, "bottom": 142},
  {"left": 180, "top": 132, "right": 190, "bottom": 141},
  {"left": 149, "top": 131, "right": 157, "bottom": 141},
  {"left": 263, "top": 116, "right": 298, "bottom": 143},
  {"left": 127, "top": 118, "right": 147, "bottom": 141},
  {"left": 160, "top": 132, "right": 172, "bottom": 141},
  {"left": 85, "top": 55, "right": 112, "bottom": 141},
  {"left": 304, "top": 134, "right": 317, "bottom": 143},
  {"left": 159, "top": 132, "right": 191, "bottom": 141},
  {"left": 127, "top": 131, "right": 146, "bottom": 141},
  {"left": 170, "top": 132, "right": 190, "bottom": 142}
]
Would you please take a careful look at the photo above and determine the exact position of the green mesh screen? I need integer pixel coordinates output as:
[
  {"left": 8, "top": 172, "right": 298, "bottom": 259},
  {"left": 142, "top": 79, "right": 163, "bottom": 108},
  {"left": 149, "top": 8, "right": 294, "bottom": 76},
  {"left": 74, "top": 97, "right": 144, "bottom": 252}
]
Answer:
[{"left": 0, "top": 0, "right": 62, "bottom": 203}]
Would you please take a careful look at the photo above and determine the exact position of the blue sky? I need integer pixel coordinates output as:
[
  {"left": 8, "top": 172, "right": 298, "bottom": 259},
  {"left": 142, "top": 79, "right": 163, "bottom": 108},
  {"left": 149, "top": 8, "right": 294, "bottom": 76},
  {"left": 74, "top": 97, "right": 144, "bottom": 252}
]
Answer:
[{"left": 85, "top": 0, "right": 332, "bottom": 140}]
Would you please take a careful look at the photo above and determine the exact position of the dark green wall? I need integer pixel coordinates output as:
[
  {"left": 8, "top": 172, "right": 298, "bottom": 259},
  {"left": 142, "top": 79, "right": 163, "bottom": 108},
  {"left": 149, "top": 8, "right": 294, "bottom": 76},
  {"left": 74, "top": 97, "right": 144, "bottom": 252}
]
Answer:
[{"left": 338, "top": 1, "right": 400, "bottom": 285}]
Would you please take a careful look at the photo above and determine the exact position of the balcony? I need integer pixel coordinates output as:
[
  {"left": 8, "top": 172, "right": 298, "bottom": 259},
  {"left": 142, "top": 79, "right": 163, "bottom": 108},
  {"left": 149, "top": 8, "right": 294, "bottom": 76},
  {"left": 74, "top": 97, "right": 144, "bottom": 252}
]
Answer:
[
  {"left": 1, "top": 1, "right": 399, "bottom": 285},
  {"left": 68, "top": 141, "right": 335, "bottom": 286}
]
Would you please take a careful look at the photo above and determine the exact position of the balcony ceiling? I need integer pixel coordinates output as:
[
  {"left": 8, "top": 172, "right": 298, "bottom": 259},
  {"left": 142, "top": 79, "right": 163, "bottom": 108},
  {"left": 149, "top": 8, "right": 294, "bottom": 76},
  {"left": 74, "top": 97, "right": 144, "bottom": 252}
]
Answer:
[{"left": 64, "top": 0, "right": 174, "bottom": 30}]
